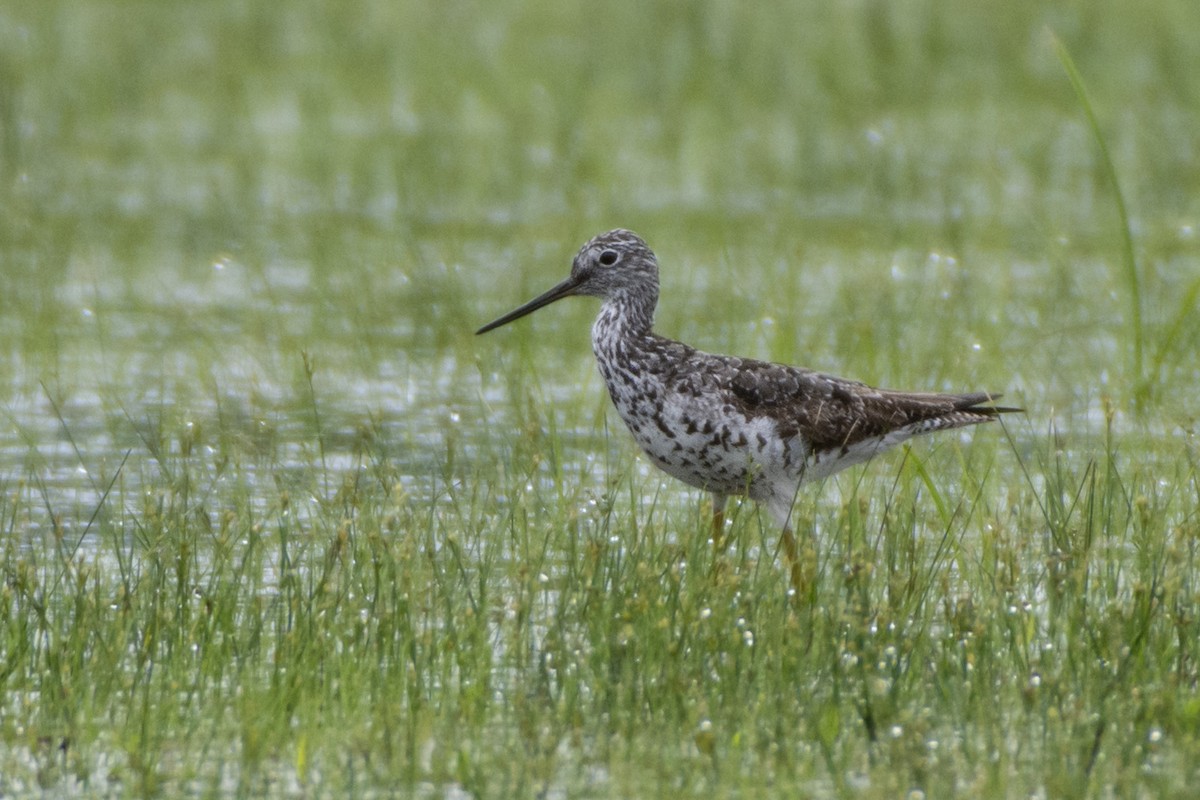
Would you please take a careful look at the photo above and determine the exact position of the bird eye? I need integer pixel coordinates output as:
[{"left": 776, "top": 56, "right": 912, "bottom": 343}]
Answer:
[{"left": 598, "top": 249, "right": 619, "bottom": 266}]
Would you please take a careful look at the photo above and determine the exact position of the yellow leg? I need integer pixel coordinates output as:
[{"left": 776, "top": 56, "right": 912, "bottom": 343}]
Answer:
[
  {"left": 708, "top": 494, "right": 728, "bottom": 581},
  {"left": 780, "top": 526, "right": 815, "bottom": 599},
  {"left": 710, "top": 494, "right": 727, "bottom": 554}
]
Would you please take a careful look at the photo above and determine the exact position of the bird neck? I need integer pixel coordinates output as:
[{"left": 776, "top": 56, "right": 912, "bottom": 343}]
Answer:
[{"left": 591, "top": 289, "right": 656, "bottom": 352}]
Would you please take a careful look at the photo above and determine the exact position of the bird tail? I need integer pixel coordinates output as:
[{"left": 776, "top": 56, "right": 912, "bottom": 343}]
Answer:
[{"left": 956, "top": 393, "right": 1023, "bottom": 416}]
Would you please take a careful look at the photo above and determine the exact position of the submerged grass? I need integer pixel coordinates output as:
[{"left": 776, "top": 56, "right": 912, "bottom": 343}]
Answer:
[{"left": 2, "top": 0, "right": 1199, "bottom": 797}]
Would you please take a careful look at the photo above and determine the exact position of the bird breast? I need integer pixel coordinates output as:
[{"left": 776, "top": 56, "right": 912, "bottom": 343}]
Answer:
[{"left": 591, "top": 332, "right": 805, "bottom": 498}]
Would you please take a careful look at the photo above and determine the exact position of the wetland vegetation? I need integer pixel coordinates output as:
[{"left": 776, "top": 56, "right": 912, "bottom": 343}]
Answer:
[{"left": 1, "top": 1, "right": 1198, "bottom": 796}]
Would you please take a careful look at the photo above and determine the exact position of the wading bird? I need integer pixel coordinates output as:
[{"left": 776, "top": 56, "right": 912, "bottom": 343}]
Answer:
[{"left": 477, "top": 230, "right": 1018, "bottom": 590}]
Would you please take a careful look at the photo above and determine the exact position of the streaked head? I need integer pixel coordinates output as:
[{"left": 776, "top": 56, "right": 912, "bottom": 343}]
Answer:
[{"left": 475, "top": 229, "right": 658, "bottom": 334}]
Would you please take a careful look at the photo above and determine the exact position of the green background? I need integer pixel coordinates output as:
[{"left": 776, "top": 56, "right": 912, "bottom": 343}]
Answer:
[{"left": 1, "top": 1, "right": 1198, "bottom": 796}]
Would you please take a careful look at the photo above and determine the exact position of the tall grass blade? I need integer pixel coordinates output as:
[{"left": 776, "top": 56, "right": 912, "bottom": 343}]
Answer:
[{"left": 1050, "top": 31, "right": 1146, "bottom": 406}]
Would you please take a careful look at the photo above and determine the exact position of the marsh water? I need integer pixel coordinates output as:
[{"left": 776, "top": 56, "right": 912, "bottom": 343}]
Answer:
[{"left": 6, "top": 4, "right": 1197, "bottom": 571}]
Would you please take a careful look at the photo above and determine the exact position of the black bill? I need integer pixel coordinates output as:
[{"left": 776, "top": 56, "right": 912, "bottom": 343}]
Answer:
[{"left": 475, "top": 275, "right": 583, "bottom": 334}]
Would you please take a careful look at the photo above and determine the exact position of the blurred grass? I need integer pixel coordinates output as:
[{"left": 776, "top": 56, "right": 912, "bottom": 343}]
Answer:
[{"left": 1, "top": 0, "right": 1199, "bottom": 796}]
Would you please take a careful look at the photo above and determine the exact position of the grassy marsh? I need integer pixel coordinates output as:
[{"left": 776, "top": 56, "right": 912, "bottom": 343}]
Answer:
[{"left": 2, "top": 0, "right": 1199, "bottom": 797}]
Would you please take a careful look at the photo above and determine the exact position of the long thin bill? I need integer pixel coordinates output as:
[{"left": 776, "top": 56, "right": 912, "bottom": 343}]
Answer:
[{"left": 475, "top": 275, "right": 581, "bottom": 334}]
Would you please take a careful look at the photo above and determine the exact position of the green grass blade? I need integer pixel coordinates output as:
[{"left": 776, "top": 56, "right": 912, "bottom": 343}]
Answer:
[
  {"left": 1149, "top": 272, "right": 1200, "bottom": 380},
  {"left": 1050, "top": 31, "right": 1146, "bottom": 405}
]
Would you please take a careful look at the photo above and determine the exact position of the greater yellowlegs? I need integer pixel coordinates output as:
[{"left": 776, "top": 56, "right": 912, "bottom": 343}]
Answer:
[{"left": 477, "top": 229, "right": 1018, "bottom": 588}]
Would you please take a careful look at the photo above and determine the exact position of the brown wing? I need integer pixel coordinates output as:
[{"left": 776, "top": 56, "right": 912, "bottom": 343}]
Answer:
[{"left": 723, "top": 358, "right": 1016, "bottom": 454}]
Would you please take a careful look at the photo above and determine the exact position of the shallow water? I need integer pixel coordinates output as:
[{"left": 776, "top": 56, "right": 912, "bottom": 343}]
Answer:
[{"left": 2, "top": 0, "right": 1196, "bottom": 583}]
